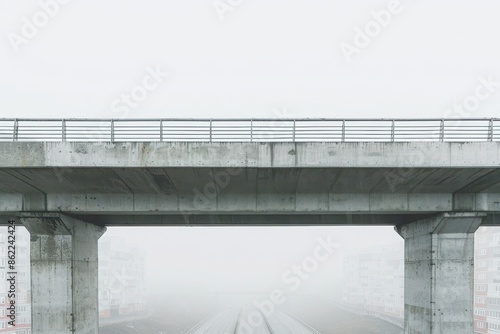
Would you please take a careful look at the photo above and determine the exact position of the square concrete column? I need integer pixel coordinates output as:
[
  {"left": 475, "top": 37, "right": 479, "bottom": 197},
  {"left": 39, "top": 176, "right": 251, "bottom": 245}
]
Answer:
[
  {"left": 395, "top": 212, "right": 485, "bottom": 334},
  {"left": 20, "top": 213, "right": 106, "bottom": 334}
]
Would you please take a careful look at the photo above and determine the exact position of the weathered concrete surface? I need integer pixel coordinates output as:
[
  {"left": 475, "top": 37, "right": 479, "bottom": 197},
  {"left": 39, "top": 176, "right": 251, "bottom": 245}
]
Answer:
[
  {"left": 395, "top": 213, "right": 485, "bottom": 334},
  {"left": 0, "top": 166, "right": 499, "bottom": 219},
  {"left": 1, "top": 141, "right": 500, "bottom": 168},
  {"left": 0, "top": 142, "right": 499, "bottom": 224},
  {"left": 75, "top": 213, "right": 435, "bottom": 226},
  {"left": 21, "top": 213, "right": 105, "bottom": 334},
  {"left": 0, "top": 192, "right": 498, "bottom": 215}
]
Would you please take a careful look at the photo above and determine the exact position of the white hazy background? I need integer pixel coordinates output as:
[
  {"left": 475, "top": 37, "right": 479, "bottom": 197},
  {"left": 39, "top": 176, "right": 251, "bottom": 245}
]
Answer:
[
  {"left": 1, "top": 0, "right": 499, "bottom": 317},
  {"left": 1, "top": 0, "right": 499, "bottom": 119},
  {"left": 108, "top": 226, "right": 400, "bottom": 296}
]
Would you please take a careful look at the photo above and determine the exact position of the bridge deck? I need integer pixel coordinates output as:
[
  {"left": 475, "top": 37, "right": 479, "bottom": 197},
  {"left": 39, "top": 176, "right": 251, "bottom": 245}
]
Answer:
[{"left": 1, "top": 134, "right": 499, "bottom": 226}]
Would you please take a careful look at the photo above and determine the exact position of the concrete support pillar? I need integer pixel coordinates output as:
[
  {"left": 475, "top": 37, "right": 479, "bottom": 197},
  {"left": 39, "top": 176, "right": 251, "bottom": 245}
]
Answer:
[
  {"left": 20, "top": 213, "right": 106, "bottom": 334},
  {"left": 395, "top": 212, "right": 485, "bottom": 334}
]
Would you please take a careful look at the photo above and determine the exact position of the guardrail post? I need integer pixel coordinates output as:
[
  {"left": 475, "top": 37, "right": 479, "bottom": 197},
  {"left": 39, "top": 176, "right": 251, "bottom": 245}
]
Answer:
[
  {"left": 160, "top": 120, "right": 163, "bottom": 142},
  {"left": 341, "top": 120, "right": 346, "bottom": 142},
  {"left": 440, "top": 119, "right": 445, "bottom": 142},
  {"left": 62, "top": 119, "right": 66, "bottom": 142},
  {"left": 111, "top": 120, "right": 115, "bottom": 142},
  {"left": 250, "top": 119, "right": 253, "bottom": 142},
  {"left": 209, "top": 119, "right": 212, "bottom": 143},
  {"left": 489, "top": 118, "right": 494, "bottom": 142},
  {"left": 292, "top": 120, "right": 296, "bottom": 142},
  {"left": 13, "top": 119, "right": 18, "bottom": 141},
  {"left": 391, "top": 119, "right": 395, "bottom": 142}
]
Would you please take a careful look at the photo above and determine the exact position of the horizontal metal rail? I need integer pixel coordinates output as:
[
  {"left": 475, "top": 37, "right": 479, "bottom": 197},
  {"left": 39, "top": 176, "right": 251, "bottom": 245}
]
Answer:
[{"left": 0, "top": 118, "right": 499, "bottom": 142}]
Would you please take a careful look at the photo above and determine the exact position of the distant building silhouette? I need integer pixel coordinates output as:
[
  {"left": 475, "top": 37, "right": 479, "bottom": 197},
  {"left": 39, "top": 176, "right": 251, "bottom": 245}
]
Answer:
[
  {"left": 98, "top": 236, "right": 147, "bottom": 323},
  {"left": 341, "top": 242, "right": 404, "bottom": 327},
  {"left": 473, "top": 226, "right": 500, "bottom": 334},
  {"left": 341, "top": 230, "right": 500, "bottom": 334},
  {"left": 0, "top": 229, "right": 147, "bottom": 333}
]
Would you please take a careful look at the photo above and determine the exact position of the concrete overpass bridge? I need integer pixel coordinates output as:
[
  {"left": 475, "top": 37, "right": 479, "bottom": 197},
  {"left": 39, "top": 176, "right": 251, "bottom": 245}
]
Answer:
[{"left": 1, "top": 118, "right": 500, "bottom": 333}]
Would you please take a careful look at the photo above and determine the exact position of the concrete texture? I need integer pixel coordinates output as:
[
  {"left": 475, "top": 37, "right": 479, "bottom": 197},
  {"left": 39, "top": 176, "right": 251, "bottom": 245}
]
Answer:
[
  {"left": 0, "top": 165, "right": 499, "bottom": 222},
  {"left": 0, "top": 142, "right": 499, "bottom": 224},
  {"left": 0, "top": 141, "right": 499, "bottom": 332},
  {"left": 396, "top": 213, "right": 485, "bottom": 334},
  {"left": 21, "top": 213, "right": 106, "bottom": 334},
  {"left": 1, "top": 141, "right": 500, "bottom": 168}
]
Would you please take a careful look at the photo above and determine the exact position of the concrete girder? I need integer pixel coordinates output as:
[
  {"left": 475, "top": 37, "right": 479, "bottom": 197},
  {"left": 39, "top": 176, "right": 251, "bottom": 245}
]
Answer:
[{"left": 0, "top": 192, "right": 499, "bottom": 215}]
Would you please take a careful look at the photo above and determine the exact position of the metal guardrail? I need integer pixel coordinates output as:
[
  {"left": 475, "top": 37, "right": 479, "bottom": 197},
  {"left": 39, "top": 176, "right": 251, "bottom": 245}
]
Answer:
[{"left": 0, "top": 118, "right": 499, "bottom": 142}]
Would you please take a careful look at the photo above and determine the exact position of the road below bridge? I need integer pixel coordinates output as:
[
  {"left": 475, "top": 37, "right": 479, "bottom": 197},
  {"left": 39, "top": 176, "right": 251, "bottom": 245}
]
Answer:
[
  {"left": 99, "top": 300, "right": 403, "bottom": 334},
  {"left": 188, "top": 307, "right": 321, "bottom": 334}
]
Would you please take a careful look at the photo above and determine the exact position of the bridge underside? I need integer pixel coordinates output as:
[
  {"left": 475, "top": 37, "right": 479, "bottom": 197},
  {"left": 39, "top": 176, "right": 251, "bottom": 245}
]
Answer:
[
  {"left": 4, "top": 212, "right": 500, "bottom": 227},
  {"left": 1, "top": 141, "right": 500, "bottom": 333},
  {"left": 0, "top": 166, "right": 500, "bottom": 224}
]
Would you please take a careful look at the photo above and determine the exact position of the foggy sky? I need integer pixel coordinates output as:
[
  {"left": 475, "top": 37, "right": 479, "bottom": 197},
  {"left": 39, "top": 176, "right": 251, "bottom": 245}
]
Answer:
[
  {"left": 1, "top": 0, "right": 499, "bottom": 119},
  {"left": 1, "top": 0, "right": 498, "bottom": 304}
]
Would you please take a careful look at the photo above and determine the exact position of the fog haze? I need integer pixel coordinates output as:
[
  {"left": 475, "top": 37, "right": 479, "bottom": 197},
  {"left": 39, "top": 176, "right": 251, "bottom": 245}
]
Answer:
[
  {"left": 104, "top": 226, "right": 401, "bottom": 296},
  {"left": 1, "top": 0, "right": 499, "bottom": 332}
]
